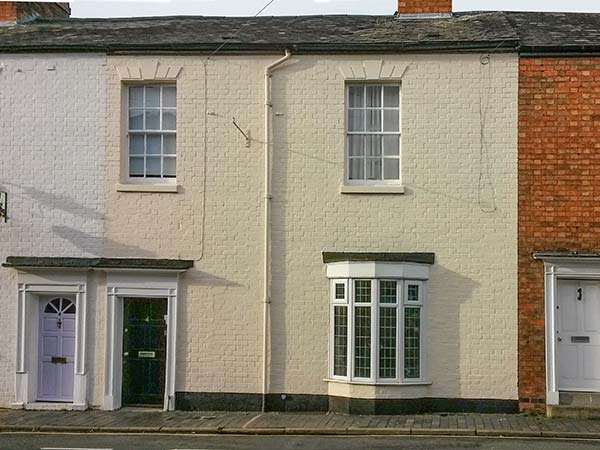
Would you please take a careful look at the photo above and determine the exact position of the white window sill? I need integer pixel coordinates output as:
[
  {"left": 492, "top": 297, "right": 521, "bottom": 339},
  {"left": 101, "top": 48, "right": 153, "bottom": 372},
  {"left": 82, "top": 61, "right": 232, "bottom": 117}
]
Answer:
[
  {"left": 117, "top": 183, "right": 179, "bottom": 193},
  {"left": 340, "top": 185, "right": 405, "bottom": 195},
  {"left": 324, "top": 378, "right": 431, "bottom": 387}
]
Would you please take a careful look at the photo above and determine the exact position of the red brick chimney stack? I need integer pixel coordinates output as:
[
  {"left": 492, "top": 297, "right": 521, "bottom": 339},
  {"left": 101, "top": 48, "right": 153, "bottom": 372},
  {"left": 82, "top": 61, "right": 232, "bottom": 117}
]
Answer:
[
  {"left": 397, "top": 0, "right": 452, "bottom": 15},
  {"left": 0, "top": 2, "right": 70, "bottom": 23}
]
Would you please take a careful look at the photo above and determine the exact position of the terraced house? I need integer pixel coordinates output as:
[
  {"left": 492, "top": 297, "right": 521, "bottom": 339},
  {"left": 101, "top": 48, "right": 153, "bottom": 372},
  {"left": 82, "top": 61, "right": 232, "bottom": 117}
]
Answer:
[
  {"left": 0, "top": 0, "right": 593, "bottom": 416},
  {"left": 511, "top": 13, "right": 600, "bottom": 416}
]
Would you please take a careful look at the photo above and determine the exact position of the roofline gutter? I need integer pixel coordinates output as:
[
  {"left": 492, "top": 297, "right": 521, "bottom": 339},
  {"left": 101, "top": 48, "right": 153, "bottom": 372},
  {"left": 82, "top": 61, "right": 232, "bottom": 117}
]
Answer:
[
  {"left": 520, "top": 51, "right": 600, "bottom": 57},
  {"left": 262, "top": 49, "right": 292, "bottom": 414},
  {"left": 0, "top": 40, "right": 520, "bottom": 55},
  {"left": 518, "top": 44, "right": 600, "bottom": 57}
]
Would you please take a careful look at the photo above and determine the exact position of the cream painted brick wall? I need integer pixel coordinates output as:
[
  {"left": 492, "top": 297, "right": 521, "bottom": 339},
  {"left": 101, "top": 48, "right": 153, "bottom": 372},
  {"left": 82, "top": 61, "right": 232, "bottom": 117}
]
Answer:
[
  {"left": 0, "top": 54, "right": 106, "bottom": 406},
  {"left": 107, "top": 53, "right": 518, "bottom": 401}
]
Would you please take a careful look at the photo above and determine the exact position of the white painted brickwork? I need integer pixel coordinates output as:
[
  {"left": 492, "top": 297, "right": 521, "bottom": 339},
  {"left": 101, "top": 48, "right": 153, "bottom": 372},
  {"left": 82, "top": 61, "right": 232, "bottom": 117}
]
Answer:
[
  {"left": 0, "top": 54, "right": 106, "bottom": 406},
  {"left": 106, "top": 54, "right": 519, "bottom": 401}
]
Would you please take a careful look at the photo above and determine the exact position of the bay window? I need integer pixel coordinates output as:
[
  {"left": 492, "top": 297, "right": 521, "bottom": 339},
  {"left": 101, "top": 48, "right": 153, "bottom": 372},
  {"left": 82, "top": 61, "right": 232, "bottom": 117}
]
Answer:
[{"left": 330, "top": 278, "right": 424, "bottom": 383}]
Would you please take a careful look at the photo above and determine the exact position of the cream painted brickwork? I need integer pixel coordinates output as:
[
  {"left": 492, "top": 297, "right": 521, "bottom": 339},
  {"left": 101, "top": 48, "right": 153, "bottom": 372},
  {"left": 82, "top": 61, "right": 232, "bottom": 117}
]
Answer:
[
  {"left": 106, "top": 53, "right": 518, "bottom": 401},
  {"left": 0, "top": 54, "right": 107, "bottom": 407}
]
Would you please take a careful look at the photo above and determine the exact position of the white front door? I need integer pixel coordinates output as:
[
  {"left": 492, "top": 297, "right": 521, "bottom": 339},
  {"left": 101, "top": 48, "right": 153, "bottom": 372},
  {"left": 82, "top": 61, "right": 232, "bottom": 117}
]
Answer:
[
  {"left": 557, "top": 280, "right": 600, "bottom": 392},
  {"left": 38, "top": 297, "right": 76, "bottom": 402}
]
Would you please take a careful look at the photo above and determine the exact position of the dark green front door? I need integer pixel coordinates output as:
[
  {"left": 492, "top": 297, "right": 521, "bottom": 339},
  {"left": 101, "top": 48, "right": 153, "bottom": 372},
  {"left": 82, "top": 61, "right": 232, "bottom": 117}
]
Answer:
[{"left": 122, "top": 297, "right": 167, "bottom": 407}]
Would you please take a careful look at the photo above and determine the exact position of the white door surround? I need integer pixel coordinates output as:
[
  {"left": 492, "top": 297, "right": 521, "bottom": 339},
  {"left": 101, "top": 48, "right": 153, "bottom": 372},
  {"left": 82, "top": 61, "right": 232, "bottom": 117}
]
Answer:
[
  {"left": 13, "top": 271, "right": 88, "bottom": 410},
  {"left": 104, "top": 271, "right": 179, "bottom": 412},
  {"left": 536, "top": 253, "right": 600, "bottom": 406},
  {"left": 37, "top": 296, "right": 77, "bottom": 402}
]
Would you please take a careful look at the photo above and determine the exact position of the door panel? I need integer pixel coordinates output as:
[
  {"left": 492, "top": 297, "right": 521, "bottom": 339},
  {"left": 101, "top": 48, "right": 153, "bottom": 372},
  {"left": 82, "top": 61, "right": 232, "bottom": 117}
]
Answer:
[
  {"left": 583, "top": 347, "right": 600, "bottom": 380},
  {"left": 43, "top": 318, "right": 58, "bottom": 332},
  {"left": 584, "top": 283, "right": 600, "bottom": 333},
  {"left": 40, "top": 363, "right": 56, "bottom": 397},
  {"left": 557, "top": 280, "right": 600, "bottom": 391},
  {"left": 62, "top": 317, "right": 77, "bottom": 333},
  {"left": 559, "top": 344, "right": 578, "bottom": 380},
  {"left": 558, "top": 281, "right": 578, "bottom": 332},
  {"left": 42, "top": 336, "right": 58, "bottom": 356},
  {"left": 62, "top": 336, "right": 76, "bottom": 356},
  {"left": 122, "top": 297, "right": 167, "bottom": 407}
]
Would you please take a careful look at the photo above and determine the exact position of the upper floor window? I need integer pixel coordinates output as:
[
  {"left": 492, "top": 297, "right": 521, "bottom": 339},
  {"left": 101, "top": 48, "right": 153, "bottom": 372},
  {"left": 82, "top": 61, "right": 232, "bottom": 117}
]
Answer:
[
  {"left": 127, "top": 85, "right": 176, "bottom": 181},
  {"left": 346, "top": 84, "right": 401, "bottom": 184}
]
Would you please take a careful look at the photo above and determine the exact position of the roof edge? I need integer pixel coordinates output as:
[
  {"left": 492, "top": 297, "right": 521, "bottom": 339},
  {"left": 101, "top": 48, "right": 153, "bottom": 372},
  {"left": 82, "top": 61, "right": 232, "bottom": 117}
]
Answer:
[
  {"left": 3, "top": 256, "right": 194, "bottom": 270},
  {"left": 322, "top": 252, "right": 435, "bottom": 265},
  {"left": 0, "top": 40, "right": 520, "bottom": 55}
]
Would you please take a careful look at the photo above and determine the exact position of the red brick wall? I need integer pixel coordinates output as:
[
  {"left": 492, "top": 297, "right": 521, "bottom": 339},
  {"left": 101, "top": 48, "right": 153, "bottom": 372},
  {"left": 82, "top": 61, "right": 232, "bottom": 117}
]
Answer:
[
  {"left": 0, "top": 2, "right": 69, "bottom": 22},
  {"left": 0, "top": 2, "right": 17, "bottom": 21},
  {"left": 519, "top": 57, "right": 600, "bottom": 409},
  {"left": 398, "top": 0, "right": 452, "bottom": 14}
]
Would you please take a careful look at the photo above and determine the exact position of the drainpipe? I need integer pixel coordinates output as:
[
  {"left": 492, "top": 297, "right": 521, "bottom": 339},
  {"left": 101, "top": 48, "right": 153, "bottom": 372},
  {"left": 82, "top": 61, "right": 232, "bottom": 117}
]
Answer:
[{"left": 262, "top": 50, "right": 292, "bottom": 413}]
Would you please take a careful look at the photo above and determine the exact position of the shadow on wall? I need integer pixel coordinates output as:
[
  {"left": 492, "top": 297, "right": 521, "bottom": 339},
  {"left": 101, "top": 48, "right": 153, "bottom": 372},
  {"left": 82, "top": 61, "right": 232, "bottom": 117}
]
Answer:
[
  {"left": 181, "top": 269, "right": 242, "bottom": 288},
  {"left": 1, "top": 182, "right": 103, "bottom": 220},
  {"left": 51, "top": 226, "right": 156, "bottom": 258},
  {"left": 427, "top": 264, "right": 479, "bottom": 401},
  {"left": 175, "top": 268, "right": 245, "bottom": 392}
]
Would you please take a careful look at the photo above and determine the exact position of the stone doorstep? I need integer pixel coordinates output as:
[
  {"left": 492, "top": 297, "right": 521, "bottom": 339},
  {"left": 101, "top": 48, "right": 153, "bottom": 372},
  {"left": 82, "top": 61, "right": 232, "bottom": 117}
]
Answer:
[
  {"left": 547, "top": 405, "right": 600, "bottom": 420},
  {"left": 560, "top": 392, "right": 600, "bottom": 408}
]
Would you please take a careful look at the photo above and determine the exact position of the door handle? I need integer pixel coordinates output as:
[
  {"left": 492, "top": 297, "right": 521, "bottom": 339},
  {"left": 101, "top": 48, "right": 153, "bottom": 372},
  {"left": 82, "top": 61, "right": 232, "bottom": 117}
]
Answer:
[{"left": 558, "top": 337, "right": 562, "bottom": 342}]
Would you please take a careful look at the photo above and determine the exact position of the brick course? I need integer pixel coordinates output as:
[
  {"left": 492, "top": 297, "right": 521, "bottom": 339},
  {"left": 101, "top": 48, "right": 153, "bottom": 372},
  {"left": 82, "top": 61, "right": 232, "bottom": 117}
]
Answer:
[
  {"left": 398, "top": 0, "right": 452, "bottom": 14},
  {"left": 0, "top": 3, "right": 16, "bottom": 21},
  {"left": 518, "top": 57, "right": 600, "bottom": 409}
]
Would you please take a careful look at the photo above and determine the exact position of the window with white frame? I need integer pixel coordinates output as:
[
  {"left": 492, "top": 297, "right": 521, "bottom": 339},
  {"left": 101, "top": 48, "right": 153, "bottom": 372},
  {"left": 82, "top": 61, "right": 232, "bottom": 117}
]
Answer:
[
  {"left": 127, "top": 85, "right": 176, "bottom": 181},
  {"left": 330, "top": 278, "right": 423, "bottom": 383},
  {"left": 346, "top": 84, "right": 401, "bottom": 184}
]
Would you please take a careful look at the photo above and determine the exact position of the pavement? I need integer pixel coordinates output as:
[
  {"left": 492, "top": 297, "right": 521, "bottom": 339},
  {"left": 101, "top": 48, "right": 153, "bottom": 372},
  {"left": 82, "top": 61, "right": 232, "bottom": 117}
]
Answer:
[{"left": 1, "top": 408, "right": 600, "bottom": 440}]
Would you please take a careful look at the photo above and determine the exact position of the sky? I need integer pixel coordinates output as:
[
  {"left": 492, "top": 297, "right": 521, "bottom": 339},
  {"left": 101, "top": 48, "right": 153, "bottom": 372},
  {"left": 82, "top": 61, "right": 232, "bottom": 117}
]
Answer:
[{"left": 70, "top": 0, "right": 600, "bottom": 18}]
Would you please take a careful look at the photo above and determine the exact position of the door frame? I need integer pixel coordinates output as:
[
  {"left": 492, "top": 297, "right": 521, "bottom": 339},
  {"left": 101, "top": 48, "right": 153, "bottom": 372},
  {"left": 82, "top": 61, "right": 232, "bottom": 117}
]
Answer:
[
  {"left": 13, "top": 270, "right": 88, "bottom": 410},
  {"left": 536, "top": 254, "right": 600, "bottom": 406},
  {"left": 104, "top": 271, "right": 179, "bottom": 411}
]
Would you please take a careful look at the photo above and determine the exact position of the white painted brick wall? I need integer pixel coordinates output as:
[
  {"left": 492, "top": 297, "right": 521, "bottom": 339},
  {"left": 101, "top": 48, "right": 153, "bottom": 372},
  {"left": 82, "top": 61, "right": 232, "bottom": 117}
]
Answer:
[
  {"left": 0, "top": 54, "right": 106, "bottom": 406},
  {"left": 106, "top": 53, "right": 518, "bottom": 401}
]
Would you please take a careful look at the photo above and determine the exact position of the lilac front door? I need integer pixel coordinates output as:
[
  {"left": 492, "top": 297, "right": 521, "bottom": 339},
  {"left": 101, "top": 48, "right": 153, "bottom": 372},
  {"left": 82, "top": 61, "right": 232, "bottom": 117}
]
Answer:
[{"left": 38, "top": 297, "right": 76, "bottom": 402}]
